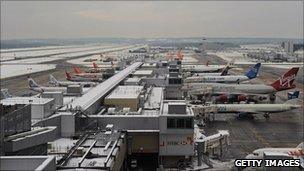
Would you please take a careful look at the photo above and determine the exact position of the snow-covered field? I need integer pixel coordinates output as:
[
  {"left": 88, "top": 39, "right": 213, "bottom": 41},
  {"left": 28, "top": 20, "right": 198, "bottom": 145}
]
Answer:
[
  {"left": 1, "top": 64, "right": 56, "bottom": 79},
  {"left": 67, "top": 45, "right": 146, "bottom": 66},
  {"left": 208, "top": 51, "right": 250, "bottom": 64},
  {"left": 0, "top": 44, "right": 116, "bottom": 61},
  {"left": 182, "top": 54, "right": 198, "bottom": 63},
  {"left": 208, "top": 51, "right": 303, "bottom": 69},
  {"left": 240, "top": 44, "right": 281, "bottom": 50},
  {"left": 0, "top": 44, "right": 146, "bottom": 79},
  {"left": 67, "top": 49, "right": 128, "bottom": 66},
  {"left": 2, "top": 45, "right": 140, "bottom": 64}
]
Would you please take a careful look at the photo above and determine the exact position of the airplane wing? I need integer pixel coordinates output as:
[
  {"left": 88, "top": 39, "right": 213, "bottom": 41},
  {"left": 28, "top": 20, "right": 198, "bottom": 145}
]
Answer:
[
  {"left": 211, "top": 92, "right": 264, "bottom": 97},
  {"left": 234, "top": 109, "right": 264, "bottom": 115}
]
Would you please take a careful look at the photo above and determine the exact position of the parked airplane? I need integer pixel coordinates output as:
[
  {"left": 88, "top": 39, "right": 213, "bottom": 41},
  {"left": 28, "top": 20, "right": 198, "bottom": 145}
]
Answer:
[
  {"left": 49, "top": 74, "right": 97, "bottom": 87},
  {"left": 87, "top": 62, "right": 114, "bottom": 73},
  {"left": 213, "top": 94, "right": 267, "bottom": 104},
  {"left": 245, "top": 142, "right": 304, "bottom": 168},
  {"left": 246, "top": 142, "right": 304, "bottom": 158},
  {"left": 28, "top": 76, "right": 66, "bottom": 93},
  {"left": 182, "top": 59, "right": 235, "bottom": 73},
  {"left": 193, "top": 65, "right": 230, "bottom": 77},
  {"left": 185, "top": 63, "right": 261, "bottom": 83},
  {"left": 183, "top": 67, "right": 299, "bottom": 95},
  {"left": 72, "top": 65, "right": 103, "bottom": 78},
  {"left": 65, "top": 71, "right": 103, "bottom": 82},
  {"left": 213, "top": 91, "right": 299, "bottom": 104},
  {"left": 192, "top": 98, "right": 301, "bottom": 119}
]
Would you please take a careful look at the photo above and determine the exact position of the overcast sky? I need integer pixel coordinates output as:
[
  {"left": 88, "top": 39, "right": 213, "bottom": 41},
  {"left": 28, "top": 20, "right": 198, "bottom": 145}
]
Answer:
[{"left": 1, "top": 1, "right": 303, "bottom": 40}]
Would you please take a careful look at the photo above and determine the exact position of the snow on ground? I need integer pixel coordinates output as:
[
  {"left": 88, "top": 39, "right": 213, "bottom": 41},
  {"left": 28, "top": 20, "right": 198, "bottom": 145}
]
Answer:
[
  {"left": 208, "top": 51, "right": 249, "bottom": 63},
  {"left": 264, "top": 64, "right": 303, "bottom": 69},
  {"left": 2, "top": 45, "right": 138, "bottom": 64},
  {"left": 0, "top": 44, "right": 115, "bottom": 61},
  {"left": 67, "top": 45, "right": 146, "bottom": 66},
  {"left": 1, "top": 64, "right": 56, "bottom": 79},
  {"left": 1, "top": 44, "right": 85, "bottom": 53},
  {"left": 240, "top": 44, "right": 281, "bottom": 50},
  {"left": 182, "top": 52, "right": 198, "bottom": 63},
  {"left": 67, "top": 50, "right": 128, "bottom": 66},
  {"left": 208, "top": 51, "right": 303, "bottom": 69}
]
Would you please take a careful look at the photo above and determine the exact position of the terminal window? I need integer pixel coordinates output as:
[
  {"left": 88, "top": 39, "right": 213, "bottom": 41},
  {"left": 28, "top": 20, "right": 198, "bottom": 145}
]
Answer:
[
  {"left": 168, "top": 78, "right": 182, "bottom": 85},
  {"left": 167, "top": 117, "right": 193, "bottom": 129}
]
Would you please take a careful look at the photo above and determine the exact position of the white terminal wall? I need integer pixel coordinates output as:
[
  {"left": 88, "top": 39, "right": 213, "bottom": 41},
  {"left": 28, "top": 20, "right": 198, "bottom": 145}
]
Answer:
[{"left": 0, "top": 97, "right": 55, "bottom": 119}]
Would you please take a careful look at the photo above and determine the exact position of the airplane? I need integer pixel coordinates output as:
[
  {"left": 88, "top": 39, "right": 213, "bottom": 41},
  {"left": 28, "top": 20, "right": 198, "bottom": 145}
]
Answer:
[
  {"left": 176, "top": 49, "right": 184, "bottom": 60},
  {"left": 245, "top": 142, "right": 304, "bottom": 168},
  {"left": 87, "top": 62, "right": 114, "bottom": 73},
  {"left": 183, "top": 67, "right": 300, "bottom": 95},
  {"left": 49, "top": 74, "right": 97, "bottom": 87},
  {"left": 72, "top": 65, "right": 103, "bottom": 78},
  {"left": 65, "top": 71, "right": 103, "bottom": 82},
  {"left": 246, "top": 142, "right": 304, "bottom": 159},
  {"left": 182, "top": 59, "right": 235, "bottom": 73},
  {"left": 28, "top": 76, "right": 66, "bottom": 93},
  {"left": 213, "top": 94, "right": 267, "bottom": 104},
  {"left": 214, "top": 91, "right": 299, "bottom": 104},
  {"left": 193, "top": 65, "right": 230, "bottom": 77},
  {"left": 184, "top": 63, "right": 261, "bottom": 83},
  {"left": 191, "top": 98, "right": 301, "bottom": 119}
]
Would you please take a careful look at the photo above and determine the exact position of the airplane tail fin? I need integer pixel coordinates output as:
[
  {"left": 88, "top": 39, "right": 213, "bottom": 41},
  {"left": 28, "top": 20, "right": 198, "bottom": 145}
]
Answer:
[
  {"left": 65, "top": 71, "right": 72, "bottom": 80},
  {"left": 93, "top": 62, "right": 98, "bottom": 69},
  {"left": 288, "top": 91, "right": 300, "bottom": 100},
  {"left": 27, "top": 76, "right": 39, "bottom": 88},
  {"left": 220, "top": 65, "right": 230, "bottom": 76},
  {"left": 177, "top": 49, "right": 184, "bottom": 60},
  {"left": 245, "top": 63, "right": 261, "bottom": 79},
  {"left": 296, "top": 142, "right": 304, "bottom": 149},
  {"left": 270, "top": 67, "right": 299, "bottom": 91},
  {"left": 49, "top": 74, "right": 59, "bottom": 85},
  {"left": 72, "top": 65, "right": 82, "bottom": 74}
]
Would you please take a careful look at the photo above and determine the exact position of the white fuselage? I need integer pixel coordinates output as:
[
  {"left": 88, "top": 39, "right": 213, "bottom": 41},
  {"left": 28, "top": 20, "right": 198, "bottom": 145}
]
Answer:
[
  {"left": 31, "top": 86, "right": 67, "bottom": 93},
  {"left": 195, "top": 73, "right": 222, "bottom": 76},
  {"left": 56, "top": 81, "right": 96, "bottom": 87},
  {"left": 68, "top": 76, "right": 103, "bottom": 82},
  {"left": 215, "top": 103, "right": 298, "bottom": 114},
  {"left": 75, "top": 73, "right": 103, "bottom": 78},
  {"left": 246, "top": 148, "right": 298, "bottom": 159},
  {"left": 182, "top": 65, "right": 225, "bottom": 73},
  {"left": 184, "top": 75, "right": 249, "bottom": 83},
  {"left": 185, "top": 83, "right": 276, "bottom": 94}
]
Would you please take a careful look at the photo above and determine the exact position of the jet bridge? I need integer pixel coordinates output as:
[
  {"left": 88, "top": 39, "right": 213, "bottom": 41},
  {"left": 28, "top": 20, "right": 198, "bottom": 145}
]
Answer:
[
  {"left": 191, "top": 104, "right": 217, "bottom": 122},
  {"left": 67, "top": 62, "right": 143, "bottom": 115},
  {"left": 195, "top": 129, "right": 230, "bottom": 167}
]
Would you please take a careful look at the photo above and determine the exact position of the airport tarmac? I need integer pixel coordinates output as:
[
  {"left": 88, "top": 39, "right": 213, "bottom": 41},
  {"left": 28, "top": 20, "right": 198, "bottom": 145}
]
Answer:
[
  {"left": 1, "top": 50, "right": 303, "bottom": 161},
  {"left": 0, "top": 59, "right": 89, "bottom": 96},
  {"left": 194, "top": 52, "right": 303, "bottom": 160}
]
